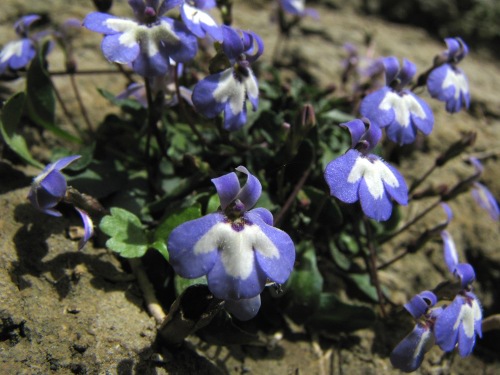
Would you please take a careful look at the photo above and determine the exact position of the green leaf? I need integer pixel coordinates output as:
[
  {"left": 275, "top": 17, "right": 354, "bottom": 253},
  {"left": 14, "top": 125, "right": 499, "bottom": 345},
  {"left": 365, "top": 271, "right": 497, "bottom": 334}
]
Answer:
[
  {"left": 0, "top": 92, "right": 43, "bottom": 168},
  {"left": 329, "top": 241, "right": 351, "bottom": 271},
  {"left": 347, "top": 273, "right": 379, "bottom": 302},
  {"left": 97, "top": 88, "right": 144, "bottom": 111},
  {"left": 206, "top": 193, "right": 220, "bottom": 214},
  {"left": 99, "top": 207, "right": 148, "bottom": 258},
  {"left": 306, "top": 293, "right": 376, "bottom": 333},
  {"left": 26, "top": 41, "right": 81, "bottom": 143},
  {"left": 174, "top": 275, "right": 207, "bottom": 296},
  {"left": 283, "top": 242, "right": 324, "bottom": 323},
  {"left": 320, "top": 109, "right": 355, "bottom": 123},
  {"left": 152, "top": 204, "right": 202, "bottom": 260}
]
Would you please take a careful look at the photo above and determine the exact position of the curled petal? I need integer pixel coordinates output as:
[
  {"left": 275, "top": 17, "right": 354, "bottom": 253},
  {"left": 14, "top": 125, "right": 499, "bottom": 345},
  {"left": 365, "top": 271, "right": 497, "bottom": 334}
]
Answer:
[
  {"left": 224, "top": 295, "right": 261, "bottom": 321},
  {"left": 221, "top": 25, "right": 245, "bottom": 61},
  {"left": 454, "top": 263, "right": 475, "bottom": 289},
  {"left": 472, "top": 182, "right": 499, "bottom": 221},
  {"left": 235, "top": 166, "right": 262, "bottom": 210},
  {"left": 398, "top": 58, "right": 416, "bottom": 87},
  {"left": 212, "top": 172, "right": 240, "bottom": 210},
  {"left": 341, "top": 119, "right": 366, "bottom": 149},
  {"left": 14, "top": 14, "right": 41, "bottom": 36},
  {"left": 382, "top": 56, "right": 400, "bottom": 84},
  {"left": 404, "top": 290, "right": 437, "bottom": 319},
  {"left": 75, "top": 208, "right": 94, "bottom": 250},
  {"left": 441, "top": 230, "right": 459, "bottom": 275}
]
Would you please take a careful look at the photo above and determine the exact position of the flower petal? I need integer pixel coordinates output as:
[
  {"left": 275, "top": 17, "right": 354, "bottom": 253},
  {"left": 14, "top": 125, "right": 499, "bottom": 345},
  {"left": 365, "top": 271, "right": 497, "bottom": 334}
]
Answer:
[
  {"left": 224, "top": 295, "right": 261, "bottom": 321},
  {"left": 211, "top": 172, "right": 240, "bottom": 210},
  {"left": 75, "top": 208, "right": 94, "bottom": 250},
  {"left": 390, "top": 323, "right": 434, "bottom": 373},
  {"left": 192, "top": 70, "right": 228, "bottom": 118},
  {"left": 167, "top": 212, "right": 223, "bottom": 278},
  {"left": 472, "top": 182, "right": 499, "bottom": 221},
  {"left": 441, "top": 230, "right": 459, "bottom": 274},
  {"left": 83, "top": 12, "right": 132, "bottom": 34},
  {"left": 246, "top": 210, "right": 295, "bottom": 284},
  {"left": 434, "top": 295, "right": 465, "bottom": 352},
  {"left": 207, "top": 249, "right": 267, "bottom": 299},
  {"left": 101, "top": 33, "right": 140, "bottom": 64},
  {"left": 324, "top": 149, "right": 362, "bottom": 204},
  {"left": 235, "top": 166, "right": 262, "bottom": 210}
]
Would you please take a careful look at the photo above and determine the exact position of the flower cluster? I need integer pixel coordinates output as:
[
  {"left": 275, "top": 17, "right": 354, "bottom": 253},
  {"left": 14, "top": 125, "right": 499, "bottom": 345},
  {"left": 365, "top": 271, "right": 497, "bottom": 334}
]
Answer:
[
  {"left": 360, "top": 57, "right": 434, "bottom": 145},
  {"left": 391, "top": 205, "right": 482, "bottom": 372},
  {"left": 28, "top": 155, "right": 94, "bottom": 250},
  {"left": 192, "top": 26, "right": 263, "bottom": 131},
  {"left": 83, "top": 0, "right": 198, "bottom": 77},
  {"left": 324, "top": 118, "right": 408, "bottom": 221},
  {"left": 167, "top": 167, "right": 295, "bottom": 320}
]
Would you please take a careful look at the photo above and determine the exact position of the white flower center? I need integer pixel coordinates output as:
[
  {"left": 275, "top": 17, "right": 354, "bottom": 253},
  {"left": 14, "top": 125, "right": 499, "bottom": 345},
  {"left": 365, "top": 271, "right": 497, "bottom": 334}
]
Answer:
[
  {"left": 413, "top": 329, "right": 431, "bottom": 359},
  {"left": 193, "top": 222, "right": 279, "bottom": 279},
  {"left": 379, "top": 91, "right": 426, "bottom": 127},
  {"left": 347, "top": 156, "right": 399, "bottom": 199},
  {"left": 183, "top": 3, "right": 217, "bottom": 27},
  {"left": 213, "top": 69, "right": 244, "bottom": 114},
  {"left": 442, "top": 69, "right": 469, "bottom": 100},
  {"left": 0, "top": 40, "right": 24, "bottom": 63},
  {"left": 453, "top": 298, "right": 482, "bottom": 338},
  {"left": 104, "top": 18, "right": 178, "bottom": 57}
]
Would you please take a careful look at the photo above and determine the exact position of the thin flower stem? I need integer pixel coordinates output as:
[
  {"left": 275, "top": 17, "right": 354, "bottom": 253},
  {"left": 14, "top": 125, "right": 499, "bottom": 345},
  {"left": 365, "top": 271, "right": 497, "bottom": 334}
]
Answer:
[
  {"left": 482, "top": 314, "right": 500, "bottom": 333},
  {"left": 69, "top": 73, "right": 94, "bottom": 134},
  {"left": 173, "top": 63, "right": 208, "bottom": 148},
  {"left": 306, "top": 193, "right": 329, "bottom": 234},
  {"left": 49, "top": 76, "right": 86, "bottom": 140},
  {"left": 274, "top": 165, "right": 311, "bottom": 227},
  {"left": 409, "top": 163, "right": 437, "bottom": 194},
  {"left": 363, "top": 217, "right": 387, "bottom": 318},
  {"left": 379, "top": 198, "right": 442, "bottom": 245},
  {"left": 144, "top": 78, "right": 169, "bottom": 161},
  {"left": 377, "top": 247, "right": 407, "bottom": 270},
  {"left": 49, "top": 68, "right": 123, "bottom": 76},
  {"left": 128, "top": 258, "right": 167, "bottom": 325}
]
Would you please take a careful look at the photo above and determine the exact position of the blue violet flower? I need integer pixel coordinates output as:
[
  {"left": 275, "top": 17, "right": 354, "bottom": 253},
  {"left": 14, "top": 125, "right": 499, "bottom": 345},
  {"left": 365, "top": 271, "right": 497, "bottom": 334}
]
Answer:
[
  {"left": 324, "top": 119, "right": 408, "bottom": 221},
  {"left": 83, "top": 0, "right": 197, "bottom": 77},
  {"left": 468, "top": 157, "right": 499, "bottom": 221},
  {"left": 0, "top": 15, "right": 41, "bottom": 74},
  {"left": 360, "top": 57, "right": 434, "bottom": 145},
  {"left": 167, "top": 166, "right": 296, "bottom": 320},
  {"left": 192, "top": 25, "right": 263, "bottom": 131},
  {"left": 390, "top": 291, "right": 442, "bottom": 373},
  {"left": 278, "top": 0, "right": 319, "bottom": 19},
  {"left": 28, "top": 155, "right": 94, "bottom": 250},
  {"left": 434, "top": 226, "right": 482, "bottom": 356},
  {"left": 427, "top": 38, "right": 470, "bottom": 113}
]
